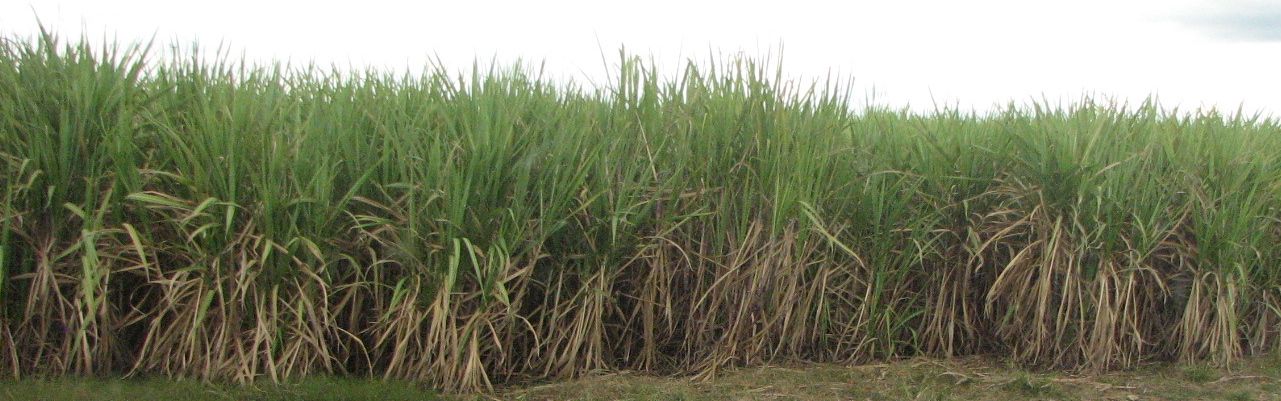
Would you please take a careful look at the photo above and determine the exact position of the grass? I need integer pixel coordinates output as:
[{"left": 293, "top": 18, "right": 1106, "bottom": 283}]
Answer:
[
  {"left": 1, "top": 27, "right": 1281, "bottom": 392},
  {"left": 0, "top": 377, "right": 439, "bottom": 401},
  {"left": 1181, "top": 365, "right": 1219, "bottom": 384},
  {"left": 1001, "top": 373, "right": 1063, "bottom": 399}
]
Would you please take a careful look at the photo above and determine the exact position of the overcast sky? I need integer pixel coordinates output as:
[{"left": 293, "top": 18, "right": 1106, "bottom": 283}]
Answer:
[{"left": 3, "top": 0, "right": 1279, "bottom": 116}]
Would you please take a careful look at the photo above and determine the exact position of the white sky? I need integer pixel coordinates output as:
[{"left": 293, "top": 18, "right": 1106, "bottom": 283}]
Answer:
[{"left": 3, "top": 0, "right": 1280, "bottom": 116}]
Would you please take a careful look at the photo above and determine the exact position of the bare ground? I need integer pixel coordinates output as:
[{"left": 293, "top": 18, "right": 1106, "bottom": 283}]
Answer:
[
  {"left": 5, "top": 354, "right": 1280, "bottom": 400},
  {"left": 501, "top": 355, "right": 1281, "bottom": 401}
]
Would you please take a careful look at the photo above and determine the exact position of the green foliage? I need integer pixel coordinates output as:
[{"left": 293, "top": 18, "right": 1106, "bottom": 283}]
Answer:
[{"left": 1, "top": 30, "right": 1280, "bottom": 392}]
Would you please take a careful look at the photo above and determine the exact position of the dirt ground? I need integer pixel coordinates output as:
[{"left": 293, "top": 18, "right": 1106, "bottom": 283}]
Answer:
[
  {"left": 5, "top": 354, "right": 1279, "bottom": 400},
  {"left": 501, "top": 355, "right": 1281, "bottom": 401}
]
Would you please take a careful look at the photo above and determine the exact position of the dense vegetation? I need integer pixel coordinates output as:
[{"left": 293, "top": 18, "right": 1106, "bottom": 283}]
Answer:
[{"left": 2, "top": 31, "right": 1280, "bottom": 391}]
